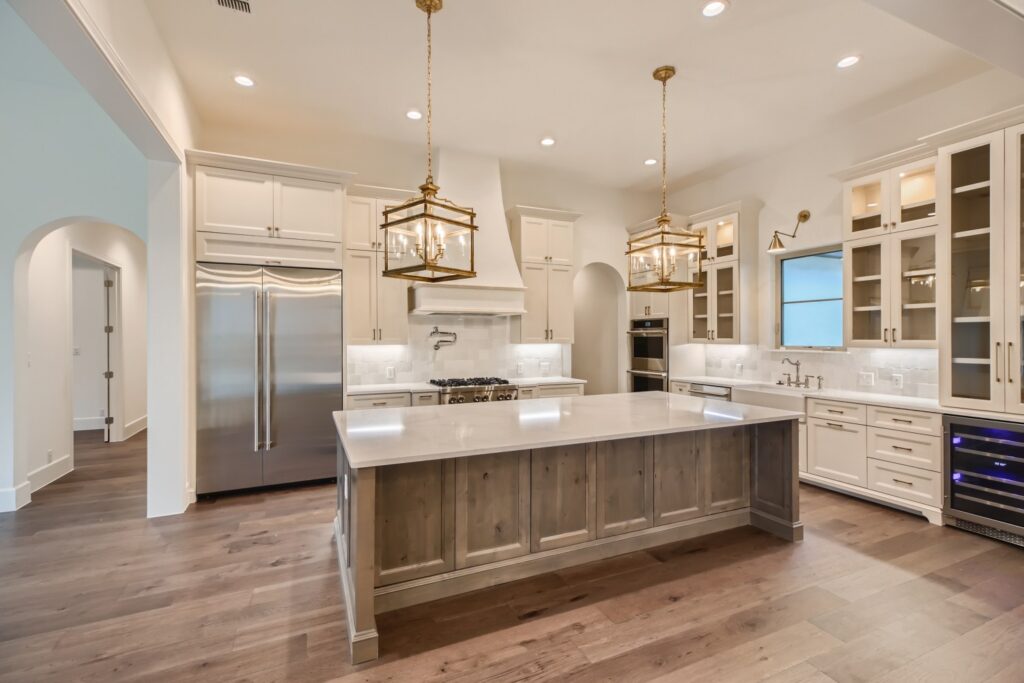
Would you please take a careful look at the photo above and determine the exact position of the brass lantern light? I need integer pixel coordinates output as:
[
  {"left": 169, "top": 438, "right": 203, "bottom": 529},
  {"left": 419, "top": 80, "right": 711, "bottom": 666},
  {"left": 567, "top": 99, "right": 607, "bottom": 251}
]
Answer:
[
  {"left": 627, "top": 66, "right": 704, "bottom": 293},
  {"left": 380, "top": 0, "right": 477, "bottom": 283}
]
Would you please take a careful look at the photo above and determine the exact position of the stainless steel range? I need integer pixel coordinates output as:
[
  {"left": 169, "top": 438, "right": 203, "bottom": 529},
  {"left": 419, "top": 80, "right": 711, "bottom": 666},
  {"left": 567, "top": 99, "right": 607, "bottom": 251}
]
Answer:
[{"left": 429, "top": 377, "right": 518, "bottom": 404}]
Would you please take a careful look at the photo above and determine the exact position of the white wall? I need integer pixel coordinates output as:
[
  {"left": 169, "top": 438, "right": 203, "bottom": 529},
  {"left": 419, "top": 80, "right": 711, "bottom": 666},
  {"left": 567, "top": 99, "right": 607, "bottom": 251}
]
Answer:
[
  {"left": 665, "top": 67, "right": 1024, "bottom": 395},
  {"left": 23, "top": 222, "right": 147, "bottom": 493},
  {"left": 71, "top": 256, "right": 107, "bottom": 430},
  {"left": 573, "top": 263, "right": 626, "bottom": 395}
]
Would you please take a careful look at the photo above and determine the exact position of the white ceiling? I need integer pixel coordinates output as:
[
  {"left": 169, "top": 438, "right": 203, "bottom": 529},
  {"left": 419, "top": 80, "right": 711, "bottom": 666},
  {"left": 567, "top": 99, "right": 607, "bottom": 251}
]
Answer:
[{"left": 145, "top": 0, "right": 990, "bottom": 189}]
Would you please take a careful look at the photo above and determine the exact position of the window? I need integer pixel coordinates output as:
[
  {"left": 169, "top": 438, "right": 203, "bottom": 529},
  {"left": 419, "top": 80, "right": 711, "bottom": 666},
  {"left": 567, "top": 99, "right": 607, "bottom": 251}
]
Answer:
[{"left": 780, "top": 249, "right": 843, "bottom": 348}]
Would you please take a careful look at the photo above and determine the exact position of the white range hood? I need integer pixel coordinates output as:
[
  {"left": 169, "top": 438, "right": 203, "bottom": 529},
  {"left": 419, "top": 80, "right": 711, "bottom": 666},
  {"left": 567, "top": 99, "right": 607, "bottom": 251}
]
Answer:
[{"left": 411, "top": 149, "right": 526, "bottom": 316}]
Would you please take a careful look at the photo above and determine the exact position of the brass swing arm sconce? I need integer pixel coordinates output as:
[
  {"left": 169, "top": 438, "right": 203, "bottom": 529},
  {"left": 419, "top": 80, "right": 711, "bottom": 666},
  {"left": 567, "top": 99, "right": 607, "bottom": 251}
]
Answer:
[{"left": 767, "top": 210, "right": 811, "bottom": 254}]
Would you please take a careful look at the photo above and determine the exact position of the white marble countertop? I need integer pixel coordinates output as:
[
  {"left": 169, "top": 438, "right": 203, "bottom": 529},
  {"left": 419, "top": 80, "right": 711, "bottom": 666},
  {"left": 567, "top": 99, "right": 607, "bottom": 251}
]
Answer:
[
  {"left": 334, "top": 391, "right": 802, "bottom": 469},
  {"left": 670, "top": 376, "right": 764, "bottom": 388},
  {"left": 346, "top": 376, "right": 586, "bottom": 396}
]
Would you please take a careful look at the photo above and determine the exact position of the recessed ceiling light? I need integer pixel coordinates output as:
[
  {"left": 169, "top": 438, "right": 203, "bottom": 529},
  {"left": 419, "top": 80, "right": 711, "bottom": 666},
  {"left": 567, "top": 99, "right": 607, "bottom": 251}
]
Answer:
[
  {"left": 233, "top": 75, "right": 255, "bottom": 87},
  {"left": 702, "top": 1, "right": 729, "bottom": 17},
  {"left": 836, "top": 55, "right": 860, "bottom": 69},
  {"left": 540, "top": 137, "right": 556, "bottom": 147},
  {"left": 644, "top": 158, "right": 658, "bottom": 166},
  {"left": 406, "top": 109, "right": 423, "bottom": 120}
]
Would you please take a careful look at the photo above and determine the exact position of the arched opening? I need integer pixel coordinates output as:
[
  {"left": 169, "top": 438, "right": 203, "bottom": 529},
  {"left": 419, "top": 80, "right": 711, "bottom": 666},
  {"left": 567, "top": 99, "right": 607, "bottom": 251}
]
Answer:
[
  {"left": 572, "top": 262, "right": 627, "bottom": 395},
  {"left": 12, "top": 219, "right": 147, "bottom": 506}
]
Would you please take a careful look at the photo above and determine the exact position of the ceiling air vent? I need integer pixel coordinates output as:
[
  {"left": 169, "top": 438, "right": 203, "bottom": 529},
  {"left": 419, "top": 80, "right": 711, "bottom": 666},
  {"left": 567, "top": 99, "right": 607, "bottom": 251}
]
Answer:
[{"left": 216, "top": 0, "right": 251, "bottom": 13}]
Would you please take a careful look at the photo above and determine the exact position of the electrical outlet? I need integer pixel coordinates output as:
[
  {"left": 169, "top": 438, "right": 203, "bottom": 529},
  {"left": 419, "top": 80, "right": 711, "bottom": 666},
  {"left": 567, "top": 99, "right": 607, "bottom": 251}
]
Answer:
[
  {"left": 516, "top": 362, "right": 525, "bottom": 376},
  {"left": 858, "top": 371, "right": 876, "bottom": 387},
  {"left": 892, "top": 373, "right": 904, "bottom": 389},
  {"left": 735, "top": 363, "right": 744, "bottom": 375},
  {"left": 540, "top": 361, "right": 551, "bottom": 376},
  {"left": 385, "top": 366, "right": 395, "bottom": 380},
  {"left": 47, "top": 449, "right": 53, "bottom": 463}
]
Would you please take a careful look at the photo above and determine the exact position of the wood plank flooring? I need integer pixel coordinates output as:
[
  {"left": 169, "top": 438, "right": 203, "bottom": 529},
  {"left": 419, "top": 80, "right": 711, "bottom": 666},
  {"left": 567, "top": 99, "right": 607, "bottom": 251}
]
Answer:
[{"left": 2, "top": 431, "right": 1022, "bottom": 682}]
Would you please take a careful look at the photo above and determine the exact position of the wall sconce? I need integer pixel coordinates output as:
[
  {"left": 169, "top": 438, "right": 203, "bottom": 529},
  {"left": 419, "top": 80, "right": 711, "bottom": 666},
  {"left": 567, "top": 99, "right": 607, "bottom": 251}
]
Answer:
[{"left": 767, "top": 210, "right": 811, "bottom": 254}]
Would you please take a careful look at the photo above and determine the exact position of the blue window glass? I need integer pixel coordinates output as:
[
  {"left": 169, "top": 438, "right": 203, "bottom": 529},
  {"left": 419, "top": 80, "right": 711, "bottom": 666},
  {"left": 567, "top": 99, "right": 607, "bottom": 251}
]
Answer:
[{"left": 781, "top": 250, "right": 843, "bottom": 348}]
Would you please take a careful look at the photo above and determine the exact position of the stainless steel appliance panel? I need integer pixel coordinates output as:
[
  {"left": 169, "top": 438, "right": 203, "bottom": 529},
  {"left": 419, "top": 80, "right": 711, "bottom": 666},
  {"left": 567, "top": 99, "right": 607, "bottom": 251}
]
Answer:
[
  {"left": 627, "top": 370, "right": 667, "bottom": 392},
  {"left": 629, "top": 318, "right": 669, "bottom": 374},
  {"left": 196, "top": 263, "right": 265, "bottom": 494},
  {"left": 262, "top": 267, "right": 343, "bottom": 486},
  {"left": 686, "top": 383, "right": 732, "bottom": 401}
]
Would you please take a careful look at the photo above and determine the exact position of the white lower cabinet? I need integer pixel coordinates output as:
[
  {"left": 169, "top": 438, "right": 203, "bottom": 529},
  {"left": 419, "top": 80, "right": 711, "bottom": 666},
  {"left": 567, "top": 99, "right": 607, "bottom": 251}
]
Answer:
[
  {"left": 411, "top": 392, "right": 440, "bottom": 406},
  {"left": 798, "top": 421, "right": 807, "bottom": 474},
  {"left": 517, "top": 383, "right": 584, "bottom": 399},
  {"left": 867, "top": 458, "right": 942, "bottom": 507},
  {"left": 807, "top": 418, "right": 867, "bottom": 486},
  {"left": 867, "top": 427, "right": 941, "bottom": 472},
  {"left": 347, "top": 393, "right": 412, "bottom": 410}
]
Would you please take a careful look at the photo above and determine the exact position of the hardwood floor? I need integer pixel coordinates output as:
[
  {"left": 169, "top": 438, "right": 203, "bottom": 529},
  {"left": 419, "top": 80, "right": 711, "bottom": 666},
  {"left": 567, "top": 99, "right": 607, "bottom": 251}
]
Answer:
[{"left": 2, "top": 432, "right": 1023, "bottom": 682}]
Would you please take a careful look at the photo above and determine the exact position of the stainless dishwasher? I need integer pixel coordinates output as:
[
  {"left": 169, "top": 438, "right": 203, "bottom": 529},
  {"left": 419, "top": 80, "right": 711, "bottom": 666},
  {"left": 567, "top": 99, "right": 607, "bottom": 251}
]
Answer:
[{"left": 684, "top": 382, "right": 732, "bottom": 401}]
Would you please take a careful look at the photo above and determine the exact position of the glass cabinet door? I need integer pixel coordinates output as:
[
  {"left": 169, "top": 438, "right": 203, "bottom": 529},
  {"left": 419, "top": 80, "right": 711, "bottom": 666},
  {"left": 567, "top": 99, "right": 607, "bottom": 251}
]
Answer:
[
  {"left": 689, "top": 266, "right": 709, "bottom": 342},
  {"left": 891, "top": 227, "right": 937, "bottom": 347},
  {"left": 713, "top": 264, "right": 737, "bottom": 343},
  {"left": 711, "top": 214, "right": 738, "bottom": 262},
  {"left": 844, "top": 237, "right": 891, "bottom": 347},
  {"left": 844, "top": 172, "right": 891, "bottom": 241},
  {"left": 892, "top": 159, "right": 937, "bottom": 232},
  {"left": 940, "top": 132, "right": 1005, "bottom": 410},
  {"left": 1004, "top": 125, "right": 1024, "bottom": 413}
]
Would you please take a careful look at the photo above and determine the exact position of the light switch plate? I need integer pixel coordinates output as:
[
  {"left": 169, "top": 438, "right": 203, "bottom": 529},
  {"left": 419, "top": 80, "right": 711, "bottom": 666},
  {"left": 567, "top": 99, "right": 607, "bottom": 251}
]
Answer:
[
  {"left": 385, "top": 366, "right": 395, "bottom": 379},
  {"left": 858, "top": 371, "right": 875, "bottom": 387},
  {"left": 516, "top": 362, "right": 524, "bottom": 376},
  {"left": 892, "top": 373, "right": 904, "bottom": 389}
]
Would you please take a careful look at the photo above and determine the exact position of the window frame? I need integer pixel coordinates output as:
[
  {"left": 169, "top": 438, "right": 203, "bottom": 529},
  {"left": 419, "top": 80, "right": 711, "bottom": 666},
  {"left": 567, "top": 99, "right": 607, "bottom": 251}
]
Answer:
[{"left": 775, "top": 245, "right": 845, "bottom": 350}]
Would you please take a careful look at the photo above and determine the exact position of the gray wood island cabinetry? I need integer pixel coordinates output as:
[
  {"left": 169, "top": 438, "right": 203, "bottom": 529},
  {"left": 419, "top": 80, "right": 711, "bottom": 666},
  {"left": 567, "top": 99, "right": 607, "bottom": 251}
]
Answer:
[{"left": 334, "top": 392, "right": 802, "bottom": 663}]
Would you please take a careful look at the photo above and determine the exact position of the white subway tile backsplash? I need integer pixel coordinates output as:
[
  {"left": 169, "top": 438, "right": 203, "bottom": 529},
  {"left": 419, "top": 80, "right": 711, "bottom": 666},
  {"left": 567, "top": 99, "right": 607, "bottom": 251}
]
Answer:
[{"left": 347, "top": 315, "right": 566, "bottom": 385}]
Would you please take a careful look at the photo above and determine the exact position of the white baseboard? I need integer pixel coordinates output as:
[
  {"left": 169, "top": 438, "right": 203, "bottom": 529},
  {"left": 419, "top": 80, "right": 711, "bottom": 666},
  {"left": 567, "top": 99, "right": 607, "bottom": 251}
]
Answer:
[
  {"left": 0, "top": 481, "right": 31, "bottom": 512},
  {"left": 124, "top": 415, "right": 147, "bottom": 439},
  {"left": 74, "top": 416, "right": 105, "bottom": 431},
  {"left": 28, "top": 454, "right": 73, "bottom": 493},
  {"left": 186, "top": 486, "right": 196, "bottom": 505}
]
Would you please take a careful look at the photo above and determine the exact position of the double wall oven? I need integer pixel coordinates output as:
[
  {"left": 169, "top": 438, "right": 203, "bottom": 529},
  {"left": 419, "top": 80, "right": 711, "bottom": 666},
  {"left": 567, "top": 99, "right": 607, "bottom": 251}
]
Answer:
[{"left": 628, "top": 318, "right": 669, "bottom": 392}]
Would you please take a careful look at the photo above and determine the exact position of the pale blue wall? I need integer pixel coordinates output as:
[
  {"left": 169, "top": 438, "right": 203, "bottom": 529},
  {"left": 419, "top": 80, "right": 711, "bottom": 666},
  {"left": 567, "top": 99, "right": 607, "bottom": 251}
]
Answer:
[{"left": 0, "top": 0, "right": 147, "bottom": 499}]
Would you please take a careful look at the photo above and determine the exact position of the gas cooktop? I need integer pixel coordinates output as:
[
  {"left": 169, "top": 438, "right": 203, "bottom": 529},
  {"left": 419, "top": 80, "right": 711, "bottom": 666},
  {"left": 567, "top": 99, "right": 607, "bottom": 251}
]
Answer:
[{"left": 429, "top": 377, "right": 512, "bottom": 388}]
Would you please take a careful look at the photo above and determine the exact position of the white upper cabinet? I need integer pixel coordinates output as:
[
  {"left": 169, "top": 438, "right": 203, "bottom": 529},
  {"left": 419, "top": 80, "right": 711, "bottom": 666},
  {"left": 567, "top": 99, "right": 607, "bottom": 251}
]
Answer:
[
  {"left": 519, "top": 262, "right": 550, "bottom": 343},
  {"left": 843, "top": 159, "right": 937, "bottom": 241},
  {"left": 343, "top": 248, "right": 409, "bottom": 346},
  {"left": 547, "top": 264, "right": 575, "bottom": 343},
  {"left": 690, "top": 212, "right": 740, "bottom": 264},
  {"left": 547, "top": 220, "right": 575, "bottom": 265},
  {"left": 508, "top": 207, "right": 581, "bottom": 266},
  {"left": 689, "top": 263, "right": 739, "bottom": 344},
  {"left": 274, "top": 176, "right": 343, "bottom": 242},
  {"left": 630, "top": 291, "right": 669, "bottom": 319},
  {"left": 343, "top": 195, "right": 379, "bottom": 251},
  {"left": 519, "top": 217, "right": 550, "bottom": 264},
  {"left": 196, "top": 166, "right": 275, "bottom": 239}
]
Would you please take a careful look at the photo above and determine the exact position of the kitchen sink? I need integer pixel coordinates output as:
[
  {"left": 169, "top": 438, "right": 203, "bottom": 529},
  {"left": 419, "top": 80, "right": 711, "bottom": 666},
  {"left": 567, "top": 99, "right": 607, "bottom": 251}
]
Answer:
[{"left": 731, "top": 384, "right": 809, "bottom": 413}]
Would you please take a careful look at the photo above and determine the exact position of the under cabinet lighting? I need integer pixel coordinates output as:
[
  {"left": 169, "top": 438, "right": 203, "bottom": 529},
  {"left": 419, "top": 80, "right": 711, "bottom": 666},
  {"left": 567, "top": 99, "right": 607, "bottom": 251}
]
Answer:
[
  {"left": 233, "top": 75, "right": 255, "bottom": 87},
  {"left": 837, "top": 55, "right": 861, "bottom": 69},
  {"left": 702, "top": 1, "right": 729, "bottom": 17}
]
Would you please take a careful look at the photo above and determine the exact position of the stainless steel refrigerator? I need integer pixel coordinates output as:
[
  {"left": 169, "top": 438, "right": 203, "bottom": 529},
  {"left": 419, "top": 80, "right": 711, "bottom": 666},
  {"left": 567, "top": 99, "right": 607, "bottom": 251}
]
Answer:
[{"left": 196, "top": 263, "right": 342, "bottom": 494}]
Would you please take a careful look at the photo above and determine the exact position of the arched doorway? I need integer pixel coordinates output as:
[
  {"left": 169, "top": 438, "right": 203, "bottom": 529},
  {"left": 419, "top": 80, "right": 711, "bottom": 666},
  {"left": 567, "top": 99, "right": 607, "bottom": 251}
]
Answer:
[
  {"left": 572, "top": 262, "right": 627, "bottom": 395},
  {"left": 12, "top": 220, "right": 147, "bottom": 501}
]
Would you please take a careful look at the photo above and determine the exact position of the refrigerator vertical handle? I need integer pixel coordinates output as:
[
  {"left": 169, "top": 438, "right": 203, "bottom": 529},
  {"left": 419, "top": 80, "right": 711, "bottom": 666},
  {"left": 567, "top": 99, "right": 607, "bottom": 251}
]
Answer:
[
  {"left": 254, "top": 290, "right": 263, "bottom": 452},
  {"left": 264, "top": 289, "right": 273, "bottom": 449}
]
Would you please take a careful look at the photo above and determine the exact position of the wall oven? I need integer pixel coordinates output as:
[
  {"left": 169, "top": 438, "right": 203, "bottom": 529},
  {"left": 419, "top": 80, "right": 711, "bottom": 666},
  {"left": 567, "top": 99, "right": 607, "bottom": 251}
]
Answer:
[{"left": 628, "top": 318, "right": 669, "bottom": 392}]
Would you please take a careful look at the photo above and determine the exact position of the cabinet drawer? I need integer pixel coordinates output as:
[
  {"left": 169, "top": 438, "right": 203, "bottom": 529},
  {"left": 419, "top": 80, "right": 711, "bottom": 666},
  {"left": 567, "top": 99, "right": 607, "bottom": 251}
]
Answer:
[
  {"left": 534, "top": 384, "right": 584, "bottom": 398},
  {"left": 347, "top": 393, "right": 411, "bottom": 410},
  {"left": 867, "top": 405, "right": 941, "bottom": 436},
  {"left": 807, "top": 418, "right": 867, "bottom": 486},
  {"left": 867, "top": 458, "right": 941, "bottom": 507},
  {"left": 411, "top": 392, "right": 439, "bottom": 406},
  {"left": 669, "top": 381, "right": 689, "bottom": 394},
  {"left": 867, "top": 427, "right": 941, "bottom": 472},
  {"left": 807, "top": 398, "right": 866, "bottom": 424}
]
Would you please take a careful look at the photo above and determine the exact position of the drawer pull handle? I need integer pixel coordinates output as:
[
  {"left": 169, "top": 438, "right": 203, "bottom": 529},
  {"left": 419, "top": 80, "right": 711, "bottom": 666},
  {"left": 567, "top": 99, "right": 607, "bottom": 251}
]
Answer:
[
  {"left": 892, "top": 445, "right": 913, "bottom": 452},
  {"left": 826, "top": 409, "right": 845, "bottom": 414},
  {"left": 826, "top": 422, "right": 845, "bottom": 429},
  {"left": 372, "top": 401, "right": 387, "bottom": 406},
  {"left": 892, "top": 418, "right": 913, "bottom": 424},
  {"left": 892, "top": 478, "right": 914, "bottom": 486}
]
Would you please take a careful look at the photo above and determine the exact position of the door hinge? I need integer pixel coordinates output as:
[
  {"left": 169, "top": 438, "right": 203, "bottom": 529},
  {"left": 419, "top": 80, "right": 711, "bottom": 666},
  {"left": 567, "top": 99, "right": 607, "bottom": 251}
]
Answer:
[
  {"left": 103, "top": 371, "right": 114, "bottom": 379},
  {"left": 104, "top": 416, "right": 114, "bottom": 425},
  {"left": 104, "top": 280, "right": 114, "bottom": 288},
  {"left": 104, "top": 325, "right": 114, "bottom": 333}
]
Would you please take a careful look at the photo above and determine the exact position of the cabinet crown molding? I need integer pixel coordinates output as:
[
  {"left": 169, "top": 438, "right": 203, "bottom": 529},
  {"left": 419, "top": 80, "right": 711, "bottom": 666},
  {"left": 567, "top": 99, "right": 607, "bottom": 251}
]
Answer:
[
  {"left": 506, "top": 205, "right": 583, "bottom": 223},
  {"left": 350, "top": 184, "right": 418, "bottom": 201},
  {"left": 186, "top": 149, "right": 357, "bottom": 185}
]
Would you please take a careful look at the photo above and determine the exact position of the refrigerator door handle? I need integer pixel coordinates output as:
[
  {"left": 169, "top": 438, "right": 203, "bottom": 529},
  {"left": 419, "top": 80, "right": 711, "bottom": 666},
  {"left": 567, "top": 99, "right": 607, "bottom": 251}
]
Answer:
[
  {"left": 264, "top": 290, "right": 274, "bottom": 449},
  {"left": 254, "top": 289, "right": 263, "bottom": 452}
]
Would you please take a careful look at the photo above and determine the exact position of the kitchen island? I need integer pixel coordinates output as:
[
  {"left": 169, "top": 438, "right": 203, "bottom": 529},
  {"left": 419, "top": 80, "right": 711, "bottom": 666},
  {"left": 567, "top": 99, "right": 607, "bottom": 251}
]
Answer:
[{"left": 333, "top": 391, "right": 803, "bottom": 663}]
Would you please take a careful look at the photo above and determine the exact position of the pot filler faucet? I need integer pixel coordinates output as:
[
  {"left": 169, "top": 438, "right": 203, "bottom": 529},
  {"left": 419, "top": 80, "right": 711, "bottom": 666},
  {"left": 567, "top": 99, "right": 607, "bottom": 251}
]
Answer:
[
  {"left": 430, "top": 326, "right": 457, "bottom": 351},
  {"left": 778, "top": 357, "right": 824, "bottom": 389}
]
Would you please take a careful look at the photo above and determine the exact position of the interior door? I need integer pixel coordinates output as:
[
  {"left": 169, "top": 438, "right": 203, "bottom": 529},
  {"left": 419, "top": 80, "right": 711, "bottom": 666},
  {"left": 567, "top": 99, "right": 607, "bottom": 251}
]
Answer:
[
  {"left": 262, "top": 267, "right": 342, "bottom": 486},
  {"left": 195, "top": 166, "right": 275, "bottom": 238},
  {"left": 1004, "top": 124, "right": 1024, "bottom": 414},
  {"left": 195, "top": 263, "right": 265, "bottom": 494},
  {"left": 844, "top": 236, "right": 891, "bottom": 347},
  {"left": 274, "top": 175, "right": 342, "bottom": 242}
]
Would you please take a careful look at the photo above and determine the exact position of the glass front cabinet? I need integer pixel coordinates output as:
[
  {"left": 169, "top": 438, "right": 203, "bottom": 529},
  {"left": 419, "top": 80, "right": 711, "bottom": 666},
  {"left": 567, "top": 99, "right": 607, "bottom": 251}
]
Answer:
[
  {"left": 688, "top": 262, "right": 739, "bottom": 344},
  {"left": 843, "top": 159, "right": 937, "bottom": 241},
  {"left": 1003, "top": 124, "right": 1024, "bottom": 414}
]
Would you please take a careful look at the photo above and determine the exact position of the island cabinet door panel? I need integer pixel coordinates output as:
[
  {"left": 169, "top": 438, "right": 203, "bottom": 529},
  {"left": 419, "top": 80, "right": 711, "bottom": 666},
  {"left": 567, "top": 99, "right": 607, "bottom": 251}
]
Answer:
[
  {"left": 705, "top": 427, "right": 751, "bottom": 514},
  {"left": 530, "top": 444, "right": 597, "bottom": 552},
  {"left": 595, "top": 438, "right": 654, "bottom": 538},
  {"left": 653, "top": 432, "right": 705, "bottom": 525},
  {"left": 374, "top": 460, "right": 455, "bottom": 586},
  {"left": 455, "top": 452, "right": 531, "bottom": 568}
]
